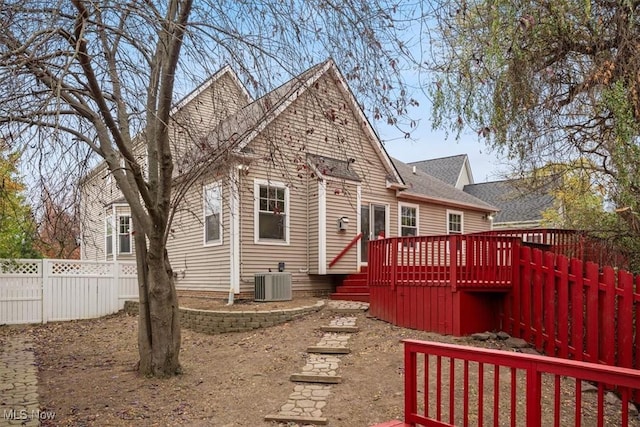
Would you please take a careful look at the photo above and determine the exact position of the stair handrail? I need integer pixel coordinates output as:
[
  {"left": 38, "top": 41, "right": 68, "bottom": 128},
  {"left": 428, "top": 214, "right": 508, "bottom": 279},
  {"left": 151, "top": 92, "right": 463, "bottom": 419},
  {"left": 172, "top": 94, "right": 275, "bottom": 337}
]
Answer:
[{"left": 329, "top": 232, "right": 364, "bottom": 268}]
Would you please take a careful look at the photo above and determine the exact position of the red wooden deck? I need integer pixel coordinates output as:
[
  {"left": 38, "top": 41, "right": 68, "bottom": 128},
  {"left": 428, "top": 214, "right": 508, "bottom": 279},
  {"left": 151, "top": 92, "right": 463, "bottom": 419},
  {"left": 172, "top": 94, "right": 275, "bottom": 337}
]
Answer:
[
  {"left": 368, "top": 230, "right": 640, "bottom": 426},
  {"left": 367, "top": 230, "right": 640, "bottom": 380},
  {"left": 368, "top": 234, "right": 521, "bottom": 335}
]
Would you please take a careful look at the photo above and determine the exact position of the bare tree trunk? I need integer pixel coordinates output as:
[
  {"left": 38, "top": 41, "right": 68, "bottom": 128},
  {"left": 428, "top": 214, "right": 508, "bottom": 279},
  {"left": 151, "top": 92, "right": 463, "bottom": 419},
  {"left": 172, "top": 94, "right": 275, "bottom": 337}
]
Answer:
[{"left": 135, "top": 232, "right": 181, "bottom": 377}]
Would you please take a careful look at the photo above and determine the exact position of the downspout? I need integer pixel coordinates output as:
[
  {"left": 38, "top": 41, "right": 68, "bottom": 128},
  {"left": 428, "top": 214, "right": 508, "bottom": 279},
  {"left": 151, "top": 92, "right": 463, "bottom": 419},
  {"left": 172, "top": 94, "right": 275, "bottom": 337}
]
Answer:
[
  {"left": 239, "top": 168, "right": 247, "bottom": 284},
  {"left": 238, "top": 168, "right": 253, "bottom": 286},
  {"left": 112, "top": 204, "right": 117, "bottom": 261},
  {"left": 300, "top": 170, "right": 310, "bottom": 273}
]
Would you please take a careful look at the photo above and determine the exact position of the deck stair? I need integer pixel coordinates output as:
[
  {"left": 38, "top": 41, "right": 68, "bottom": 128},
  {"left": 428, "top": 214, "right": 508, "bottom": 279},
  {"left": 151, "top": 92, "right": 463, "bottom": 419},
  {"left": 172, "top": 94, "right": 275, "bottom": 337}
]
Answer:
[{"left": 329, "top": 267, "right": 369, "bottom": 302}]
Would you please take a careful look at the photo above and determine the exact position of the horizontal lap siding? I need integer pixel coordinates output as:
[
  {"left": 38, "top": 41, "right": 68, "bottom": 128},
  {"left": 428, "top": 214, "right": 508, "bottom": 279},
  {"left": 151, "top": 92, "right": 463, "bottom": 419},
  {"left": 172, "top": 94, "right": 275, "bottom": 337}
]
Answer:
[
  {"left": 80, "top": 71, "right": 248, "bottom": 264},
  {"left": 239, "top": 72, "right": 399, "bottom": 293},
  {"left": 297, "top": 74, "right": 400, "bottom": 239},
  {"left": 308, "top": 179, "right": 319, "bottom": 275},
  {"left": 80, "top": 167, "right": 123, "bottom": 261},
  {"left": 167, "top": 73, "right": 248, "bottom": 291},
  {"left": 415, "top": 204, "right": 489, "bottom": 235},
  {"left": 239, "top": 162, "right": 313, "bottom": 293},
  {"left": 169, "top": 73, "right": 250, "bottom": 160},
  {"left": 168, "top": 178, "right": 230, "bottom": 292},
  {"left": 325, "top": 181, "right": 359, "bottom": 273},
  {"left": 464, "top": 211, "right": 489, "bottom": 233}
]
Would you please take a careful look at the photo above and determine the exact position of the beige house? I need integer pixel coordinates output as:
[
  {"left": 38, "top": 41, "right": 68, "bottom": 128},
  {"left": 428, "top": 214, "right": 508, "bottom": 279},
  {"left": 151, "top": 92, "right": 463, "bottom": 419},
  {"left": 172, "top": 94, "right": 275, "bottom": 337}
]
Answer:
[{"left": 80, "top": 60, "right": 497, "bottom": 298}]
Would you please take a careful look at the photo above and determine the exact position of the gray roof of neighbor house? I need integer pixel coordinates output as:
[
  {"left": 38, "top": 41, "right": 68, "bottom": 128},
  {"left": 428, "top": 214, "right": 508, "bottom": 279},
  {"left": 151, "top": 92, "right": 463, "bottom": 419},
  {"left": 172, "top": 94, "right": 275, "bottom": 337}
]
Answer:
[
  {"left": 463, "top": 180, "right": 555, "bottom": 224},
  {"left": 391, "top": 158, "right": 497, "bottom": 212},
  {"left": 408, "top": 154, "right": 468, "bottom": 187}
]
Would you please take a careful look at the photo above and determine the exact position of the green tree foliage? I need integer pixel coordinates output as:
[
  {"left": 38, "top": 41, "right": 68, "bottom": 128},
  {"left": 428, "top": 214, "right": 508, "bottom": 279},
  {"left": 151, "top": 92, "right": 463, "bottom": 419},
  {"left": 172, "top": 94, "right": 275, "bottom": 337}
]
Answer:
[
  {"left": 0, "top": 145, "right": 39, "bottom": 258},
  {"left": 428, "top": 1, "right": 640, "bottom": 240},
  {"left": 537, "top": 160, "right": 606, "bottom": 229}
]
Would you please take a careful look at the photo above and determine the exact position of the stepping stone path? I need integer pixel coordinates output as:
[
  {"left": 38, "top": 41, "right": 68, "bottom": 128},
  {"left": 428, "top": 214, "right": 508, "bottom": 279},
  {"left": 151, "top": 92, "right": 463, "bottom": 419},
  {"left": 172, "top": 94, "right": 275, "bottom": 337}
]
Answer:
[
  {"left": 0, "top": 336, "right": 41, "bottom": 427},
  {"left": 265, "top": 300, "right": 369, "bottom": 426}
]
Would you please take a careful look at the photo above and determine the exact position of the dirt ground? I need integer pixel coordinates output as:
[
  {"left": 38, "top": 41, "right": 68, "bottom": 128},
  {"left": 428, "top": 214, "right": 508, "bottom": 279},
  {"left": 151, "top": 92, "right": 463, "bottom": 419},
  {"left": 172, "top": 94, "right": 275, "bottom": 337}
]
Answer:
[{"left": 1, "top": 298, "right": 638, "bottom": 426}]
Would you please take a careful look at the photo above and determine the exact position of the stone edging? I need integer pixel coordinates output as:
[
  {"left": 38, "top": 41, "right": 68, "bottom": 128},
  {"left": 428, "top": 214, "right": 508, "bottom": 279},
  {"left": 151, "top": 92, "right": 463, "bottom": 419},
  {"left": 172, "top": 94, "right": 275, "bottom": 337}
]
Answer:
[{"left": 123, "top": 300, "right": 325, "bottom": 335}]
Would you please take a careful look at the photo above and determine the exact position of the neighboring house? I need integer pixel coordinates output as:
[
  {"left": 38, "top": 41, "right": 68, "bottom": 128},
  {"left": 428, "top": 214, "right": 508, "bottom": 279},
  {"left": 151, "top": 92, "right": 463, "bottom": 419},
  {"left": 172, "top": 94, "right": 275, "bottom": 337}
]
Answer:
[
  {"left": 408, "top": 154, "right": 474, "bottom": 190},
  {"left": 411, "top": 154, "right": 556, "bottom": 229},
  {"left": 80, "top": 60, "right": 497, "bottom": 298},
  {"left": 463, "top": 180, "right": 555, "bottom": 230}
]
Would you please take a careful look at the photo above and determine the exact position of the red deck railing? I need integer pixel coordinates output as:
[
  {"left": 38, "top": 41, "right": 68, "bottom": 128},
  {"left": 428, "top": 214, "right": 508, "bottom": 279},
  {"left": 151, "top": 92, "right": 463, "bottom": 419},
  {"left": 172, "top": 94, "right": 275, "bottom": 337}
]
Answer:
[
  {"left": 369, "top": 235, "right": 521, "bottom": 291},
  {"left": 403, "top": 339, "right": 640, "bottom": 427},
  {"left": 368, "top": 235, "right": 522, "bottom": 335},
  {"left": 328, "top": 232, "right": 363, "bottom": 268}
]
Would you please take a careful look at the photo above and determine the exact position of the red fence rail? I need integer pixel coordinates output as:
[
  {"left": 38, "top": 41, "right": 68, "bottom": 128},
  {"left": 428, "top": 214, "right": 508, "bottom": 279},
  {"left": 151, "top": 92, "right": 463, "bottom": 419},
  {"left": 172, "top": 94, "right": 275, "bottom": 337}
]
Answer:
[
  {"left": 501, "top": 245, "right": 640, "bottom": 400},
  {"left": 473, "top": 228, "right": 629, "bottom": 269},
  {"left": 403, "top": 339, "right": 640, "bottom": 427}
]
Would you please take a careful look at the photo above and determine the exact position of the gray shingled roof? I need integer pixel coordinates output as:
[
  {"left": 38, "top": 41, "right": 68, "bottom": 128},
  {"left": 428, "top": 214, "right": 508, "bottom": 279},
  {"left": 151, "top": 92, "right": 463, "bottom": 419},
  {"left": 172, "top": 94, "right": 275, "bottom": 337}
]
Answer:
[
  {"left": 307, "top": 153, "right": 361, "bottom": 182},
  {"left": 392, "top": 158, "right": 497, "bottom": 211},
  {"left": 408, "top": 155, "right": 468, "bottom": 187},
  {"left": 463, "top": 180, "right": 554, "bottom": 223}
]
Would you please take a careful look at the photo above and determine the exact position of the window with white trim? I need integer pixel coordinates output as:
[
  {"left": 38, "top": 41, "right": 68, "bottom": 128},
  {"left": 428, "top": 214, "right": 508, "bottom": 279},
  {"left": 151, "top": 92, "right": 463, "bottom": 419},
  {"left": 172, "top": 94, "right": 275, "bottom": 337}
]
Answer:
[
  {"left": 255, "top": 180, "right": 289, "bottom": 243},
  {"left": 118, "top": 215, "right": 132, "bottom": 253},
  {"left": 447, "top": 211, "right": 463, "bottom": 234},
  {"left": 399, "top": 204, "right": 418, "bottom": 237},
  {"left": 204, "top": 182, "right": 222, "bottom": 245},
  {"left": 105, "top": 215, "right": 113, "bottom": 255}
]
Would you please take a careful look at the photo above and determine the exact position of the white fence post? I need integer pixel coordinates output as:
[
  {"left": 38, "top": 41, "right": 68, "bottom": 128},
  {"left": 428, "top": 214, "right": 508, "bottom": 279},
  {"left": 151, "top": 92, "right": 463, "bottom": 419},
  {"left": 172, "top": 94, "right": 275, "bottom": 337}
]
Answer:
[
  {"left": 42, "top": 259, "right": 49, "bottom": 324},
  {"left": 113, "top": 261, "right": 120, "bottom": 314}
]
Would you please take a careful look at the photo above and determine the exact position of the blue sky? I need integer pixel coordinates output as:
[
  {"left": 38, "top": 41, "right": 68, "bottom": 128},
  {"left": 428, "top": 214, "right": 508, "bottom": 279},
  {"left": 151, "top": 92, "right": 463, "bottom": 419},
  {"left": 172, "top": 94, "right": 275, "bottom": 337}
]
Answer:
[
  {"left": 376, "top": 102, "right": 509, "bottom": 184},
  {"left": 381, "top": 126, "right": 507, "bottom": 184}
]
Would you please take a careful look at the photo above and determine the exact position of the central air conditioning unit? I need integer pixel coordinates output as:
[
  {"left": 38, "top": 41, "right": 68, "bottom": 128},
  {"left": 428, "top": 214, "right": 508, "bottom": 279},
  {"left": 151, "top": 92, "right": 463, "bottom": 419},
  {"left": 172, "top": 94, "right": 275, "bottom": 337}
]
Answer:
[{"left": 254, "top": 272, "right": 292, "bottom": 302}]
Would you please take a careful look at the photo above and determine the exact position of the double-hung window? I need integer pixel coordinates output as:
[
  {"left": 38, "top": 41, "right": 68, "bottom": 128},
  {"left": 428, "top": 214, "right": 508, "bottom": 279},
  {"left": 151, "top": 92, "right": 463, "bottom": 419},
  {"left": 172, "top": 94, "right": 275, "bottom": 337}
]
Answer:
[
  {"left": 399, "top": 204, "right": 418, "bottom": 237},
  {"left": 204, "top": 182, "right": 222, "bottom": 245},
  {"left": 118, "top": 215, "right": 132, "bottom": 253},
  {"left": 255, "top": 179, "right": 289, "bottom": 243},
  {"left": 447, "top": 210, "right": 463, "bottom": 235},
  {"left": 105, "top": 215, "right": 113, "bottom": 255}
]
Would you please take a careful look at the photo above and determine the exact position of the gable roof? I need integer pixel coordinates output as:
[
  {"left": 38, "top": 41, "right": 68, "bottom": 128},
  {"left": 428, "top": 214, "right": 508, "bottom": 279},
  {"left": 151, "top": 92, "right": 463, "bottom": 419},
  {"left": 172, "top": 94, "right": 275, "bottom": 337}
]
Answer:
[
  {"left": 392, "top": 158, "right": 497, "bottom": 212},
  {"left": 171, "top": 64, "right": 252, "bottom": 114},
  {"left": 81, "top": 65, "right": 249, "bottom": 184},
  {"left": 408, "top": 154, "right": 471, "bottom": 187},
  {"left": 207, "top": 59, "right": 404, "bottom": 185},
  {"left": 463, "top": 180, "right": 554, "bottom": 224}
]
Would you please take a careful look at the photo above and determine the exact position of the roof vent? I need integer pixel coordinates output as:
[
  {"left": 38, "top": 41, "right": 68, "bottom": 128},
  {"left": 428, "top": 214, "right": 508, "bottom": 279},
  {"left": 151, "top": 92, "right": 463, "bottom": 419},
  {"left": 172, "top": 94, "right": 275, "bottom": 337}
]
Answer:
[{"left": 412, "top": 165, "right": 417, "bottom": 174}]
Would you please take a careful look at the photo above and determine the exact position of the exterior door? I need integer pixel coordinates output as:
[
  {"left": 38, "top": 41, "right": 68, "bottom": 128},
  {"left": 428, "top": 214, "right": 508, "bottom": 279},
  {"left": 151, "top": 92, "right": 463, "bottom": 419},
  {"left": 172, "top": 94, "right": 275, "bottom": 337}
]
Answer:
[{"left": 360, "top": 204, "right": 387, "bottom": 263}]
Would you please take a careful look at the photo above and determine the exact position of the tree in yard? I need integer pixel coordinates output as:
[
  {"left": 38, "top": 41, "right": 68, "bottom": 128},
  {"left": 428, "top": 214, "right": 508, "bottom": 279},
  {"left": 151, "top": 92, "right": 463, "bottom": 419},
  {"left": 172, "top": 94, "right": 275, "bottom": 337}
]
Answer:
[
  {"left": 532, "top": 159, "right": 607, "bottom": 229},
  {"left": 0, "top": 142, "right": 39, "bottom": 259},
  {"left": 35, "top": 188, "right": 80, "bottom": 259},
  {"left": 427, "top": 1, "right": 640, "bottom": 241},
  {"left": 0, "top": 0, "right": 417, "bottom": 376}
]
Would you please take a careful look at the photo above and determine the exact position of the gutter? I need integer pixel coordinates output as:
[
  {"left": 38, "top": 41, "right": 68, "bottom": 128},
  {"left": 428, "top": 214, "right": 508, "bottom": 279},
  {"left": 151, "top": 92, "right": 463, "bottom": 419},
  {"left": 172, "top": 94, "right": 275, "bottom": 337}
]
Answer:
[{"left": 396, "top": 190, "right": 498, "bottom": 213}]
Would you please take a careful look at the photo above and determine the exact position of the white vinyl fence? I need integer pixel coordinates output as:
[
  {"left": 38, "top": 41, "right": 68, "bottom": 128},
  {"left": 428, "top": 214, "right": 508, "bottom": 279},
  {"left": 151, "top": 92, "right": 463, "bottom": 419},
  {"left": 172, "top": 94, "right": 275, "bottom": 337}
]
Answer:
[{"left": 0, "top": 259, "right": 138, "bottom": 325}]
